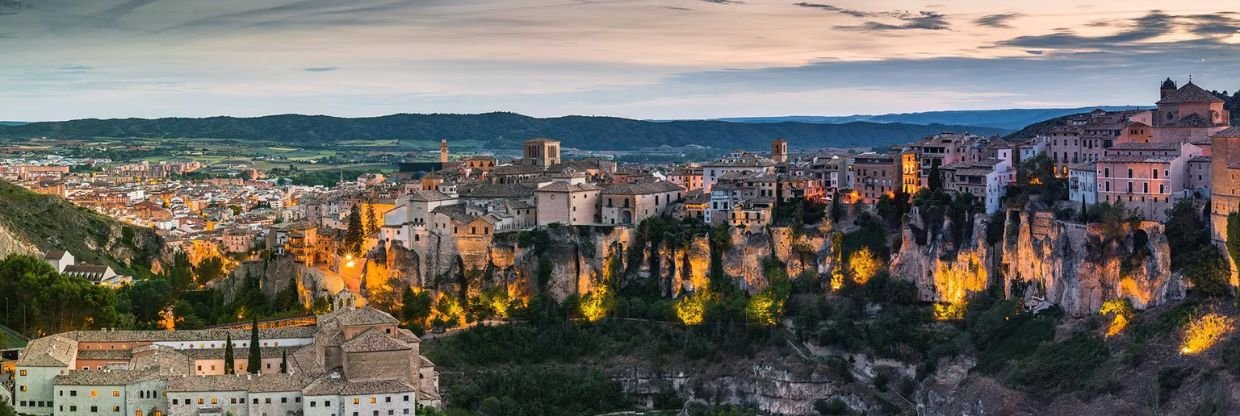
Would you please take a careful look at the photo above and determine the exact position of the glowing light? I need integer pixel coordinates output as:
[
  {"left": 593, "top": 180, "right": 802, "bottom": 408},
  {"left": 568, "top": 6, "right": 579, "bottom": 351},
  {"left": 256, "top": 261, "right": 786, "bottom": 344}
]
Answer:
[
  {"left": 933, "top": 302, "right": 967, "bottom": 321},
  {"left": 489, "top": 294, "right": 511, "bottom": 319},
  {"left": 345, "top": 260, "right": 356, "bottom": 268},
  {"left": 580, "top": 288, "right": 611, "bottom": 323},
  {"left": 746, "top": 290, "right": 784, "bottom": 326},
  {"left": 848, "top": 247, "right": 882, "bottom": 286},
  {"left": 829, "top": 270, "right": 845, "bottom": 291},
  {"left": 1180, "top": 312, "right": 1235, "bottom": 355},
  {"left": 1099, "top": 299, "right": 1133, "bottom": 338},
  {"left": 675, "top": 292, "right": 709, "bottom": 326}
]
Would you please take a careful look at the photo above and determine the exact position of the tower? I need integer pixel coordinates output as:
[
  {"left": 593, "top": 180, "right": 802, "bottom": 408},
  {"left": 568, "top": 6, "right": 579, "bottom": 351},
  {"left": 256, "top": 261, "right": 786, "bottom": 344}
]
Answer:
[
  {"left": 1160, "top": 77, "right": 1177, "bottom": 100},
  {"left": 440, "top": 139, "right": 449, "bottom": 163},
  {"left": 523, "top": 138, "right": 561, "bottom": 168},
  {"left": 771, "top": 139, "right": 788, "bottom": 164}
]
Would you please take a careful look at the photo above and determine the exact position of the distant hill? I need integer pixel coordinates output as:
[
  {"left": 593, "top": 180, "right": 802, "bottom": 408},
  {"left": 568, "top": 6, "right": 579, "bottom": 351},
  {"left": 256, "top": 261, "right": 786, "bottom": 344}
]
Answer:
[
  {"left": 0, "top": 181, "right": 164, "bottom": 274},
  {"left": 0, "top": 112, "right": 1007, "bottom": 151},
  {"left": 0, "top": 121, "right": 25, "bottom": 126},
  {"left": 717, "top": 107, "right": 1148, "bottom": 131}
]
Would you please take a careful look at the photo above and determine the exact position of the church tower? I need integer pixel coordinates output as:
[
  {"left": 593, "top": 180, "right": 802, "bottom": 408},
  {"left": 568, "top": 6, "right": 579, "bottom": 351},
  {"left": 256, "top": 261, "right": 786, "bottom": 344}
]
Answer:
[
  {"left": 771, "top": 139, "right": 788, "bottom": 164},
  {"left": 440, "top": 139, "right": 449, "bottom": 163},
  {"left": 1160, "top": 77, "right": 1177, "bottom": 100}
]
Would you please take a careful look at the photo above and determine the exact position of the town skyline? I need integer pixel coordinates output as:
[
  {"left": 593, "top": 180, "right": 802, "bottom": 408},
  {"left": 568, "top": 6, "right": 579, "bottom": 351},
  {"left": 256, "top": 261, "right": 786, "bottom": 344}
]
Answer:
[{"left": 3, "top": 1, "right": 1240, "bottom": 121}]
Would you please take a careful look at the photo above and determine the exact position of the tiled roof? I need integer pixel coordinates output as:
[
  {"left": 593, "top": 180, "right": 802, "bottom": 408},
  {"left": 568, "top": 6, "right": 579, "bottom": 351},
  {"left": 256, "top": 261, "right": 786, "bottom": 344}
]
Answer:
[
  {"left": 1108, "top": 142, "right": 1180, "bottom": 150},
  {"left": 17, "top": 335, "right": 77, "bottom": 367},
  {"left": 406, "top": 190, "right": 454, "bottom": 202},
  {"left": 536, "top": 182, "right": 600, "bottom": 193},
  {"left": 77, "top": 349, "right": 133, "bottom": 361},
  {"left": 340, "top": 328, "right": 411, "bottom": 353},
  {"left": 1099, "top": 155, "right": 1176, "bottom": 163},
  {"left": 492, "top": 164, "right": 546, "bottom": 176},
  {"left": 1213, "top": 127, "right": 1240, "bottom": 138},
  {"left": 43, "top": 249, "right": 67, "bottom": 260},
  {"left": 601, "top": 181, "right": 684, "bottom": 195},
  {"left": 54, "top": 369, "right": 159, "bottom": 386},
  {"left": 457, "top": 183, "right": 536, "bottom": 199},
  {"left": 304, "top": 377, "right": 418, "bottom": 396},
  {"left": 1157, "top": 82, "right": 1225, "bottom": 104},
  {"left": 329, "top": 307, "right": 400, "bottom": 327}
]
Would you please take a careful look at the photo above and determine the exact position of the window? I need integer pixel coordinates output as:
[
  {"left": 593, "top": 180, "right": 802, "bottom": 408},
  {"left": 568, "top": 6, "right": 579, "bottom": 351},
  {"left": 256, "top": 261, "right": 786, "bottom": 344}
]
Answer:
[
  {"left": 370, "top": 397, "right": 377, "bottom": 404},
  {"left": 114, "top": 390, "right": 121, "bottom": 397},
  {"left": 354, "top": 398, "right": 360, "bottom": 405},
  {"left": 18, "top": 370, "right": 26, "bottom": 376}
]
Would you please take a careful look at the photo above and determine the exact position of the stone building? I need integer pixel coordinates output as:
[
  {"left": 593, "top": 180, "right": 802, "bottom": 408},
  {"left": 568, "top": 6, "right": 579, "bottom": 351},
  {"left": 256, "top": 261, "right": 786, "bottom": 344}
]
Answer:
[
  {"left": 522, "top": 138, "right": 561, "bottom": 168},
  {"left": 701, "top": 151, "right": 777, "bottom": 193},
  {"left": 534, "top": 180, "right": 600, "bottom": 226},
  {"left": 600, "top": 181, "right": 685, "bottom": 226},
  {"left": 11, "top": 307, "right": 439, "bottom": 416},
  {"left": 1152, "top": 79, "right": 1231, "bottom": 144}
]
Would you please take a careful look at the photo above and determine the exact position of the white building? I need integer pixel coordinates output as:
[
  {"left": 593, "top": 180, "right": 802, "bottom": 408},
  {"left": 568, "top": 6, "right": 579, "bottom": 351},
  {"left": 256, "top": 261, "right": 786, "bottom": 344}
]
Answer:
[
  {"left": 1069, "top": 162, "right": 1098, "bottom": 205},
  {"left": 534, "top": 181, "right": 600, "bottom": 226}
]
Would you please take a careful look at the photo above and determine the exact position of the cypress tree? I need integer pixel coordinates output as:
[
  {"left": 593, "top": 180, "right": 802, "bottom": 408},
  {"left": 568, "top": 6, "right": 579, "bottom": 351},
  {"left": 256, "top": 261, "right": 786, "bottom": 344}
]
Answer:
[
  {"left": 224, "top": 334, "right": 235, "bottom": 375},
  {"left": 248, "top": 317, "right": 261, "bottom": 374},
  {"left": 345, "top": 204, "right": 364, "bottom": 255},
  {"left": 280, "top": 350, "right": 288, "bottom": 374}
]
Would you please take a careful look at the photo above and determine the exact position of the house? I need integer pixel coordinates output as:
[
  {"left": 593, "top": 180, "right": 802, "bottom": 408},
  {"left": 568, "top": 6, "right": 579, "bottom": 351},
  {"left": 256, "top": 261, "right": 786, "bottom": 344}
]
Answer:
[
  {"left": 1096, "top": 141, "right": 1202, "bottom": 221},
  {"left": 43, "top": 250, "right": 74, "bottom": 273},
  {"left": 599, "top": 181, "right": 685, "bottom": 226},
  {"left": 701, "top": 152, "right": 777, "bottom": 192},
  {"left": 534, "top": 181, "right": 600, "bottom": 226}
]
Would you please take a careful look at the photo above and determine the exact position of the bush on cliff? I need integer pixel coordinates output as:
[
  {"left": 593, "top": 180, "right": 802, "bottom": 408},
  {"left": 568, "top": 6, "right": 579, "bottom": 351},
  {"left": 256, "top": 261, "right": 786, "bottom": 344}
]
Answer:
[{"left": 1166, "top": 200, "right": 1230, "bottom": 297}]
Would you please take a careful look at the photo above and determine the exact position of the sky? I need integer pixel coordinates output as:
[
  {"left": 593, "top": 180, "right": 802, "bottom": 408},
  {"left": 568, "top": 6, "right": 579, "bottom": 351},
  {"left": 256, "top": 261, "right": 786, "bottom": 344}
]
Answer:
[{"left": 2, "top": 0, "right": 1240, "bottom": 121}]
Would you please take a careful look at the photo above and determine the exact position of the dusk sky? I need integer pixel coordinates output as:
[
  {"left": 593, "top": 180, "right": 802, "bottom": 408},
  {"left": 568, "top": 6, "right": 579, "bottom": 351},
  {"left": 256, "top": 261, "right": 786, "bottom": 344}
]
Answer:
[{"left": 3, "top": 0, "right": 1240, "bottom": 121}]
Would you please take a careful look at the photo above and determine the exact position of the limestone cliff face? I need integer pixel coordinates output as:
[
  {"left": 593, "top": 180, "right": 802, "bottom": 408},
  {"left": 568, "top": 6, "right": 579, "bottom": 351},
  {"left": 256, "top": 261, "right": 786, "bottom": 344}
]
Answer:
[
  {"left": 1002, "top": 210, "right": 1182, "bottom": 317},
  {"left": 890, "top": 205, "right": 1182, "bottom": 317},
  {"left": 0, "top": 221, "right": 42, "bottom": 260},
  {"left": 611, "top": 362, "right": 850, "bottom": 416},
  {"left": 890, "top": 208, "right": 992, "bottom": 305}
]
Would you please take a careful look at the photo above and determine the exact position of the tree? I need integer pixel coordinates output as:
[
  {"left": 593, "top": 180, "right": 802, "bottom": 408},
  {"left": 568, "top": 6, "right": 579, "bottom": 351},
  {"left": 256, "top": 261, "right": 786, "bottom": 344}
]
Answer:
[
  {"left": 365, "top": 200, "right": 380, "bottom": 236},
  {"left": 345, "top": 203, "right": 365, "bottom": 255},
  {"left": 194, "top": 256, "right": 225, "bottom": 287},
  {"left": 248, "top": 317, "right": 261, "bottom": 374},
  {"left": 848, "top": 247, "right": 882, "bottom": 286},
  {"left": 224, "top": 333, "right": 235, "bottom": 375},
  {"left": 830, "top": 190, "right": 843, "bottom": 223},
  {"left": 280, "top": 350, "right": 288, "bottom": 374},
  {"left": 401, "top": 287, "right": 433, "bottom": 329},
  {"left": 927, "top": 164, "right": 943, "bottom": 192},
  {"left": 0, "top": 395, "right": 16, "bottom": 416}
]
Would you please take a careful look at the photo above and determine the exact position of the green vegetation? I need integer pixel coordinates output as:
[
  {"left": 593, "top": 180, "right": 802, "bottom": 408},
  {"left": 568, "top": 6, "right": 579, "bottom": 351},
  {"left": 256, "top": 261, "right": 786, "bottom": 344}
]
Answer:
[
  {"left": 0, "top": 255, "right": 120, "bottom": 335},
  {"left": 1166, "top": 200, "right": 1230, "bottom": 297},
  {"left": 0, "top": 113, "right": 1007, "bottom": 151},
  {"left": 0, "top": 180, "right": 162, "bottom": 274},
  {"left": 247, "top": 317, "right": 261, "bottom": 374},
  {"left": 422, "top": 367, "right": 630, "bottom": 416}
]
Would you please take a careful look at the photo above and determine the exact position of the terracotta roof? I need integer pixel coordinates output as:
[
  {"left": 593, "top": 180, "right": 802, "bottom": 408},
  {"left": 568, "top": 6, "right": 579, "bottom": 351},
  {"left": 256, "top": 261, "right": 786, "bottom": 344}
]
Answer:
[
  {"left": 54, "top": 369, "right": 159, "bottom": 386},
  {"left": 43, "top": 249, "right": 67, "bottom": 260},
  {"left": 1157, "top": 82, "right": 1225, "bottom": 104},
  {"left": 303, "top": 376, "right": 418, "bottom": 396},
  {"left": 1108, "top": 142, "right": 1180, "bottom": 150},
  {"left": 524, "top": 138, "right": 560, "bottom": 144},
  {"left": 406, "top": 190, "right": 454, "bottom": 202}
]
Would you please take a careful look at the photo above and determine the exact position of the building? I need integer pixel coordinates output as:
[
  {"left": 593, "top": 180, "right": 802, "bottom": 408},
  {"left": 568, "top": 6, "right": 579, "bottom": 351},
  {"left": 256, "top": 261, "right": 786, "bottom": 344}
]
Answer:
[
  {"left": 666, "top": 167, "right": 703, "bottom": 192},
  {"left": 439, "top": 139, "right": 449, "bottom": 163},
  {"left": 701, "top": 152, "right": 777, "bottom": 193},
  {"left": 599, "top": 181, "right": 685, "bottom": 226},
  {"left": 43, "top": 250, "right": 74, "bottom": 274},
  {"left": 770, "top": 139, "right": 788, "bottom": 164},
  {"left": 11, "top": 307, "right": 439, "bottom": 416},
  {"left": 909, "top": 133, "right": 979, "bottom": 188},
  {"left": 940, "top": 155, "right": 1014, "bottom": 214},
  {"left": 1096, "top": 141, "right": 1202, "bottom": 221},
  {"left": 1069, "top": 162, "right": 1098, "bottom": 205},
  {"left": 534, "top": 181, "right": 600, "bottom": 226},
  {"left": 1152, "top": 79, "right": 1231, "bottom": 144},
  {"left": 381, "top": 190, "right": 460, "bottom": 249},
  {"left": 1210, "top": 127, "right": 1240, "bottom": 245},
  {"left": 850, "top": 153, "right": 897, "bottom": 204},
  {"left": 900, "top": 149, "right": 920, "bottom": 194},
  {"left": 523, "top": 138, "right": 561, "bottom": 168},
  {"left": 706, "top": 171, "right": 776, "bottom": 228}
]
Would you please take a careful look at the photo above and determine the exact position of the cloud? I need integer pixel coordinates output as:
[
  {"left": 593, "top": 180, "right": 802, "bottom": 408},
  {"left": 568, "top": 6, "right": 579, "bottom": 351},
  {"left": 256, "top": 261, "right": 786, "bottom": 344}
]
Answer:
[
  {"left": 59, "top": 65, "right": 94, "bottom": 73},
  {"left": 794, "top": 3, "right": 949, "bottom": 31},
  {"left": 994, "top": 11, "right": 1237, "bottom": 49},
  {"left": 303, "top": 67, "right": 339, "bottom": 72},
  {"left": 701, "top": 0, "right": 743, "bottom": 4},
  {"left": 793, "top": 3, "right": 869, "bottom": 18},
  {"left": 0, "top": 0, "right": 27, "bottom": 15},
  {"left": 836, "top": 11, "right": 949, "bottom": 31},
  {"left": 974, "top": 12, "right": 1022, "bottom": 28}
]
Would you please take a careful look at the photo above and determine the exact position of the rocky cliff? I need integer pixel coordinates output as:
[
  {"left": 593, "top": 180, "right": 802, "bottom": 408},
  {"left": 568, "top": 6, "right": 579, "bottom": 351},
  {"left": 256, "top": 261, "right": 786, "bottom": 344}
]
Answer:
[{"left": 890, "top": 204, "right": 1182, "bottom": 317}]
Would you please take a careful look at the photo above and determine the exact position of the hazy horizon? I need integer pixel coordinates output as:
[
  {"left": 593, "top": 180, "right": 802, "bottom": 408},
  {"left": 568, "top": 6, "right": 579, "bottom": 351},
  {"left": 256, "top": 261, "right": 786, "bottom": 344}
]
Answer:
[{"left": 3, "top": 1, "right": 1238, "bottom": 121}]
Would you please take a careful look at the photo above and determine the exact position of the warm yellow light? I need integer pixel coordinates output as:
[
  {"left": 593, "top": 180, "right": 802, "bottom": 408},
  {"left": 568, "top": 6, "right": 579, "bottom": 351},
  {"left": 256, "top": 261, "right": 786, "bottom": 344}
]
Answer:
[
  {"left": 829, "top": 270, "right": 845, "bottom": 291},
  {"left": 345, "top": 260, "right": 356, "bottom": 268},
  {"left": 675, "top": 292, "right": 708, "bottom": 326},
  {"left": 933, "top": 302, "right": 967, "bottom": 321},
  {"left": 848, "top": 247, "right": 882, "bottom": 286},
  {"left": 1180, "top": 312, "right": 1235, "bottom": 355},
  {"left": 746, "top": 291, "right": 783, "bottom": 326},
  {"left": 1100, "top": 299, "right": 1133, "bottom": 338},
  {"left": 580, "top": 288, "right": 610, "bottom": 323}
]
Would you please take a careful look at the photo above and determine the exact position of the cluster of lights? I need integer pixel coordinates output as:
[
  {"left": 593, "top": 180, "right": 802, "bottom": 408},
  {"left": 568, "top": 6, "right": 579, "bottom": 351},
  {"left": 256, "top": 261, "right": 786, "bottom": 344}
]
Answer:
[{"left": 1180, "top": 312, "right": 1235, "bottom": 355}]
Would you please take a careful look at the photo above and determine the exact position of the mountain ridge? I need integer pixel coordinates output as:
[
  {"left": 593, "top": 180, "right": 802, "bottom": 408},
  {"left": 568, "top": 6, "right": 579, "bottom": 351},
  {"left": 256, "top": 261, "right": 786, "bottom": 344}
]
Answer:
[
  {"left": 716, "top": 106, "right": 1149, "bottom": 130},
  {"left": 0, "top": 112, "right": 1008, "bottom": 151}
]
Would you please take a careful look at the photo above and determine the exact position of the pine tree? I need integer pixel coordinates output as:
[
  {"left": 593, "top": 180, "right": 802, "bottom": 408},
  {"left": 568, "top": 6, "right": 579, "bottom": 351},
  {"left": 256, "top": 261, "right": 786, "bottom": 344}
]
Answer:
[
  {"left": 280, "top": 350, "right": 288, "bottom": 374},
  {"left": 365, "top": 200, "right": 379, "bottom": 236},
  {"left": 345, "top": 203, "right": 364, "bottom": 255},
  {"left": 928, "top": 164, "right": 943, "bottom": 192},
  {"left": 830, "top": 190, "right": 843, "bottom": 223},
  {"left": 224, "top": 333, "right": 235, "bottom": 375},
  {"left": 247, "top": 317, "right": 261, "bottom": 374}
]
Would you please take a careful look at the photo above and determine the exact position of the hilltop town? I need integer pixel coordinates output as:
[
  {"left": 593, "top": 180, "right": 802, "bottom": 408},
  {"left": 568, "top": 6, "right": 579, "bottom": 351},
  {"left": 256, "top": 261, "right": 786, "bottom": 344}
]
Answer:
[{"left": 2, "top": 78, "right": 1240, "bottom": 415}]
